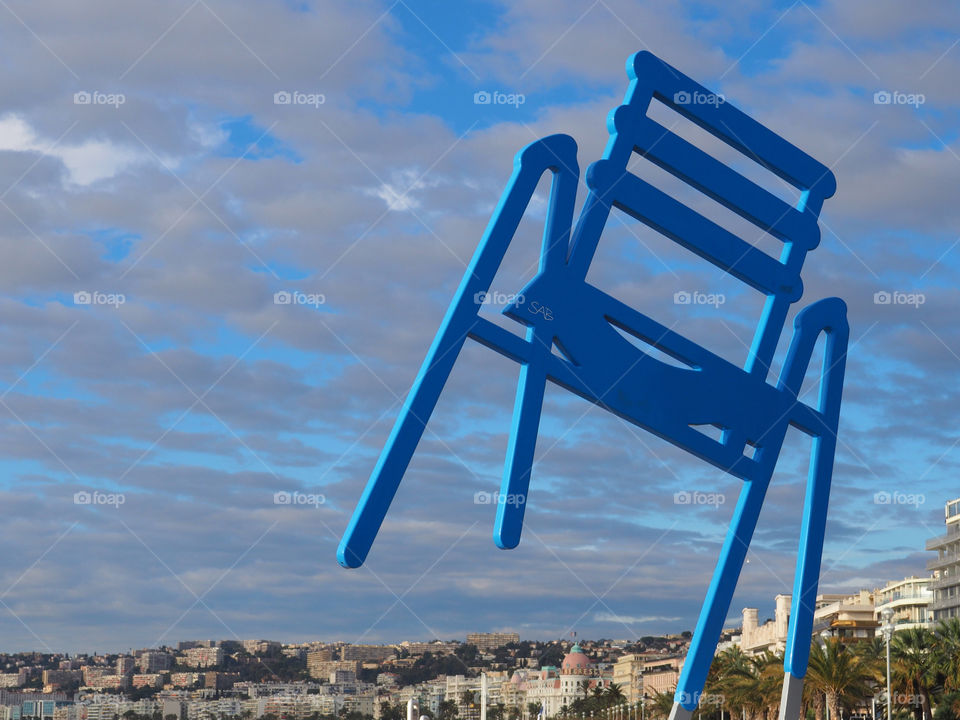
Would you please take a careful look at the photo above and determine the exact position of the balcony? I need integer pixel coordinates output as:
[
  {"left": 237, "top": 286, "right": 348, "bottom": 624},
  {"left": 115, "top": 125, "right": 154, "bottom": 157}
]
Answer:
[
  {"left": 930, "top": 595, "right": 960, "bottom": 611},
  {"left": 926, "top": 526, "right": 960, "bottom": 550},
  {"left": 878, "top": 590, "right": 933, "bottom": 603},
  {"left": 928, "top": 552, "right": 960, "bottom": 571}
]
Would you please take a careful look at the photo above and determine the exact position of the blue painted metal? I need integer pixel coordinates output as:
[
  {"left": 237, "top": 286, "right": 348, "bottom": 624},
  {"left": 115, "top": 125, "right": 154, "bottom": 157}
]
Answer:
[{"left": 337, "top": 51, "right": 848, "bottom": 717}]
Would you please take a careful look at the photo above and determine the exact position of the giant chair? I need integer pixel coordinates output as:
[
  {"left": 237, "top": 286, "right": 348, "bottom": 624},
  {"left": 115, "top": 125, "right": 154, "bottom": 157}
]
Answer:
[{"left": 337, "top": 51, "right": 848, "bottom": 720}]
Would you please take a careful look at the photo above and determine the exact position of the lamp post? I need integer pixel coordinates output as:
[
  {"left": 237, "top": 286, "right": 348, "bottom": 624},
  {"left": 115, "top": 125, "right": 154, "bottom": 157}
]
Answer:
[
  {"left": 820, "top": 630, "right": 832, "bottom": 720},
  {"left": 881, "top": 608, "right": 894, "bottom": 720}
]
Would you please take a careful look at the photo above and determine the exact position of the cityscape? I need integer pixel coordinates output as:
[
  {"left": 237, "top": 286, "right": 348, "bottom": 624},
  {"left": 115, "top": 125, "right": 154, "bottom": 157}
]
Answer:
[{"left": 0, "top": 498, "right": 956, "bottom": 720}]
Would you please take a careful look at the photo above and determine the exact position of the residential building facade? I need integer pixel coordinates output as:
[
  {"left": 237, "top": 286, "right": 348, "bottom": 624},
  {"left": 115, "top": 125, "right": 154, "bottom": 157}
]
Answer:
[{"left": 927, "top": 497, "right": 960, "bottom": 621}]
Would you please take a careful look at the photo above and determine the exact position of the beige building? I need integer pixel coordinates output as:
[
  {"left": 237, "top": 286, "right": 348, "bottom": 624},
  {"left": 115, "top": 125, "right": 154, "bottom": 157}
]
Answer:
[
  {"left": 466, "top": 633, "right": 520, "bottom": 651},
  {"left": 740, "top": 595, "right": 791, "bottom": 655},
  {"left": 341, "top": 645, "right": 395, "bottom": 662},
  {"left": 874, "top": 576, "right": 932, "bottom": 631},
  {"left": 612, "top": 654, "right": 643, "bottom": 704},
  {"left": 641, "top": 656, "right": 683, "bottom": 697},
  {"left": 306, "top": 656, "right": 361, "bottom": 680},
  {"left": 814, "top": 590, "right": 878, "bottom": 641},
  {"left": 182, "top": 647, "right": 224, "bottom": 668},
  {"left": 132, "top": 674, "right": 165, "bottom": 688}
]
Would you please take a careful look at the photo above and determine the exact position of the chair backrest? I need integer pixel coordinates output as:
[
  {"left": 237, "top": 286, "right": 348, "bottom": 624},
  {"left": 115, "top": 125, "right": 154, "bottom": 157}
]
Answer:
[{"left": 567, "top": 51, "right": 836, "bottom": 378}]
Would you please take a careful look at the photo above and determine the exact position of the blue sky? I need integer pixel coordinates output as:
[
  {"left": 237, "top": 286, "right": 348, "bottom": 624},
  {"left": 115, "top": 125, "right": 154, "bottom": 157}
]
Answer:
[{"left": 0, "top": 0, "right": 958, "bottom": 652}]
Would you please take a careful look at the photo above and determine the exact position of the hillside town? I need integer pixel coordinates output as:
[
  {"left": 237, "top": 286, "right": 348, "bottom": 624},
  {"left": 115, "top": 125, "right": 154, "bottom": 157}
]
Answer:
[{"left": 0, "top": 498, "right": 957, "bottom": 720}]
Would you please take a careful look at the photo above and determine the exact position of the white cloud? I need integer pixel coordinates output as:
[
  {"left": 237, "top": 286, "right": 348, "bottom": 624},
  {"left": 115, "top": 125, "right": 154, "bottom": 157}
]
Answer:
[
  {"left": 593, "top": 612, "right": 684, "bottom": 625},
  {"left": 0, "top": 113, "right": 146, "bottom": 186}
]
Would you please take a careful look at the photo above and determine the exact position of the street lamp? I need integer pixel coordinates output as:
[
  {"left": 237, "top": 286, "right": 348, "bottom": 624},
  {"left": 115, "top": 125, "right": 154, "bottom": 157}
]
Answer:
[
  {"left": 820, "top": 630, "right": 832, "bottom": 720},
  {"left": 881, "top": 608, "right": 895, "bottom": 720}
]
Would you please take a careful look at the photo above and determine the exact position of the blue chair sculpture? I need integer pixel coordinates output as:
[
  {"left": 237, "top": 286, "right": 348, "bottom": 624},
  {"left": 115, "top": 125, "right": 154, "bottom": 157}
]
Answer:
[{"left": 338, "top": 51, "right": 848, "bottom": 720}]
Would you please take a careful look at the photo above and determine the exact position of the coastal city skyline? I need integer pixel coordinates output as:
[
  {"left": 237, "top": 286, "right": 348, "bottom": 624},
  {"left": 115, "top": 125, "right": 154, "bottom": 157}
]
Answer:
[{"left": 1, "top": 0, "right": 960, "bottom": 669}]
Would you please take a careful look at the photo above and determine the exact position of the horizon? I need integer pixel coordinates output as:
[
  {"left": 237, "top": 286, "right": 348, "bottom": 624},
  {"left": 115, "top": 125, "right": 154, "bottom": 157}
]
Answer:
[{"left": 0, "top": 0, "right": 959, "bottom": 653}]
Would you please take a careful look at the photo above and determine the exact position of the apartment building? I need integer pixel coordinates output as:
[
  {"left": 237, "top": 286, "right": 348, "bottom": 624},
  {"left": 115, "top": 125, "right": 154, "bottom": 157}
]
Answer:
[
  {"left": 813, "top": 590, "right": 878, "bottom": 641},
  {"left": 612, "top": 654, "right": 643, "bottom": 704},
  {"left": 138, "top": 652, "right": 173, "bottom": 673},
  {"left": 641, "top": 656, "right": 683, "bottom": 697},
  {"left": 181, "top": 647, "right": 224, "bottom": 668},
  {"left": 927, "top": 497, "right": 960, "bottom": 621},
  {"left": 466, "top": 633, "right": 520, "bottom": 652},
  {"left": 874, "top": 576, "right": 932, "bottom": 630},
  {"left": 341, "top": 645, "right": 395, "bottom": 662}
]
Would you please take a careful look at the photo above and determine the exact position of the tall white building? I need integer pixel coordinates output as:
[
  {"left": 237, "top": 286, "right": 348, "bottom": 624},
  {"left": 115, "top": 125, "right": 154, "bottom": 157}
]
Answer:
[
  {"left": 927, "top": 497, "right": 960, "bottom": 621},
  {"left": 874, "top": 576, "right": 932, "bottom": 631}
]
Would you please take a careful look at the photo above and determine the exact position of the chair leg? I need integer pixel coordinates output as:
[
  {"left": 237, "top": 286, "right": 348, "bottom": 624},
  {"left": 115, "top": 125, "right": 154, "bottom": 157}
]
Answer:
[
  {"left": 494, "top": 325, "right": 551, "bottom": 549},
  {"left": 337, "top": 134, "right": 580, "bottom": 569},
  {"left": 779, "top": 302, "right": 848, "bottom": 720},
  {"left": 669, "top": 471, "right": 773, "bottom": 720},
  {"left": 336, "top": 291, "right": 481, "bottom": 569}
]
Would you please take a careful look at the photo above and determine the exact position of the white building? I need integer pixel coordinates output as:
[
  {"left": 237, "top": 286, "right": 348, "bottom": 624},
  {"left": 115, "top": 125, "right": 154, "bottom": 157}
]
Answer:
[{"left": 874, "top": 576, "right": 932, "bottom": 631}]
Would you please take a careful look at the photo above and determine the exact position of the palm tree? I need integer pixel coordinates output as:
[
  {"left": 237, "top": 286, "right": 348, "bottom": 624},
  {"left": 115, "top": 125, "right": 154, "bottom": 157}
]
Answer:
[
  {"left": 805, "top": 638, "right": 876, "bottom": 720},
  {"left": 438, "top": 700, "right": 459, "bottom": 720},
  {"left": 707, "top": 647, "right": 753, "bottom": 720},
  {"left": 891, "top": 628, "right": 936, "bottom": 720},
  {"left": 645, "top": 692, "right": 674, "bottom": 720},
  {"left": 606, "top": 685, "right": 626, "bottom": 707},
  {"left": 936, "top": 618, "right": 960, "bottom": 693}
]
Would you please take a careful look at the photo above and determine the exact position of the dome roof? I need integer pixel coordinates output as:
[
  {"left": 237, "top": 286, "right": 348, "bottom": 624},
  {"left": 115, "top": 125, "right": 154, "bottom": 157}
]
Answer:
[{"left": 561, "top": 644, "right": 592, "bottom": 672}]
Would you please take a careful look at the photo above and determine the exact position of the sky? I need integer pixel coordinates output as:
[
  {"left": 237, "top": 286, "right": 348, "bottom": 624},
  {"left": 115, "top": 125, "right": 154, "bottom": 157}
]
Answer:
[{"left": 0, "top": 0, "right": 958, "bottom": 654}]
